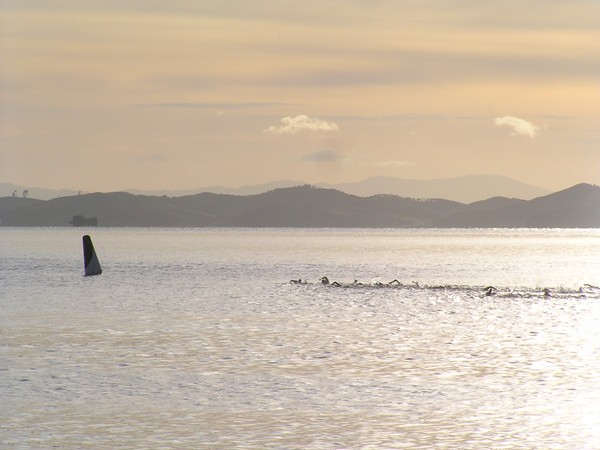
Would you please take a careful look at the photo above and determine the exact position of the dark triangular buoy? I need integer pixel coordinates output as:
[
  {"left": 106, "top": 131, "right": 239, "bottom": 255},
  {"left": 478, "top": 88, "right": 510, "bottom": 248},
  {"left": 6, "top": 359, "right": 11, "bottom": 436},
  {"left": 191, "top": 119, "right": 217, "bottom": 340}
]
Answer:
[{"left": 83, "top": 235, "right": 102, "bottom": 276}]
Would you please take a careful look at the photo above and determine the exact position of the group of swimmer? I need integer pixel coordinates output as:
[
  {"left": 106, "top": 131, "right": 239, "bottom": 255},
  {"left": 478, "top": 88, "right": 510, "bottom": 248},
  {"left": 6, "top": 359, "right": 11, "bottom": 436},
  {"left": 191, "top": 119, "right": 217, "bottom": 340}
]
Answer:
[
  {"left": 290, "top": 276, "right": 402, "bottom": 287},
  {"left": 484, "top": 285, "right": 549, "bottom": 297},
  {"left": 290, "top": 277, "right": 600, "bottom": 298},
  {"left": 291, "top": 277, "right": 505, "bottom": 295},
  {"left": 320, "top": 276, "right": 404, "bottom": 287}
]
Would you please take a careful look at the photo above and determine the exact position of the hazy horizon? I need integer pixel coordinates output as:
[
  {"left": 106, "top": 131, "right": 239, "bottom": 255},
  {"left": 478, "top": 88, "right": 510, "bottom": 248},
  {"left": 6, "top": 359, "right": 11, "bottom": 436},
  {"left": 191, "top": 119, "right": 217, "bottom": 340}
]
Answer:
[
  {"left": 1, "top": 173, "right": 553, "bottom": 201},
  {"left": 0, "top": 173, "right": 591, "bottom": 201},
  {"left": 1, "top": 1, "right": 599, "bottom": 193}
]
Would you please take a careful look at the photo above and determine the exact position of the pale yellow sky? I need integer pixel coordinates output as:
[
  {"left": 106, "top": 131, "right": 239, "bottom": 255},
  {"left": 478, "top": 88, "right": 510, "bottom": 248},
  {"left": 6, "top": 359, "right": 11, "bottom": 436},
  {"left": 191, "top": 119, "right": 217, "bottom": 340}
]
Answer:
[{"left": 1, "top": 1, "right": 599, "bottom": 192}]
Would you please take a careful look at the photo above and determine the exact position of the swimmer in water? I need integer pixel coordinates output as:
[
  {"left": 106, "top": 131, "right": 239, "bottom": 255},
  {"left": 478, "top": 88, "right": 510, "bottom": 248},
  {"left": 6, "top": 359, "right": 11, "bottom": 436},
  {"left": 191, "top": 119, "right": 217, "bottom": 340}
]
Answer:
[
  {"left": 484, "top": 286, "right": 497, "bottom": 296},
  {"left": 320, "top": 276, "right": 342, "bottom": 287}
]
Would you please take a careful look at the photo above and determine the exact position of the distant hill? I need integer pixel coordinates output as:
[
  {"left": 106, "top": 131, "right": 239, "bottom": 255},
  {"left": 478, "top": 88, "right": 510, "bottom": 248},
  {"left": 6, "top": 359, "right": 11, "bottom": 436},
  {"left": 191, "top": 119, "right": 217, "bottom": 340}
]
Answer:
[
  {"left": 0, "top": 183, "right": 81, "bottom": 201},
  {"left": 1, "top": 183, "right": 598, "bottom": 228},
  {"left": 319, "top": 174, "right": 549, "bottom": 203},
  {"left": 126, "top": 180, "right": 304, "bottom": 198},
  {"left": 2, "top": 175, "right": 549, "bottom": 202},
  {"left": 437, "top": 183, "right": 600, "bottom": 228},
  {"left": 0, "top": 187, "right": 461, "bottom": 227},
  {"left": 0, "top": 197, "right": 44, "bottom": 215},
  {"left": 124, "top": 175, "right": 548, "bottom": 203}
]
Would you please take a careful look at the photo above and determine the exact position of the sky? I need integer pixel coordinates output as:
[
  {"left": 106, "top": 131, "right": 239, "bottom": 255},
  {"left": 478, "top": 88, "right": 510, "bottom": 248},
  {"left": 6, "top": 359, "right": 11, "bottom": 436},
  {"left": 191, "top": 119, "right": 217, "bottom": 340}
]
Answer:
[{"left": 1, "top": 0, "right": 599, "bottom": 193}]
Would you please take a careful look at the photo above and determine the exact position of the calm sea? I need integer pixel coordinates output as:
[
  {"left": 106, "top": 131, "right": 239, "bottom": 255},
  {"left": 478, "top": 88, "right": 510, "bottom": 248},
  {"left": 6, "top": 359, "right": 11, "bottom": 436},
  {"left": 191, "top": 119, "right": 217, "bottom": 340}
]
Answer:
[{"left": 2, "top": 227, "right": 600, "bottom": 449}]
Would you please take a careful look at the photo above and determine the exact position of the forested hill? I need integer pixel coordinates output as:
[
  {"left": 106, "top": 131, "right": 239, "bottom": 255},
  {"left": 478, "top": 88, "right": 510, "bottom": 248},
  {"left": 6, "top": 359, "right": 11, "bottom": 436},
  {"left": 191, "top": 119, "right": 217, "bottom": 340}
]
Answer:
[{"left": 0, "top": 183, "right": 598, "bottom": 228}]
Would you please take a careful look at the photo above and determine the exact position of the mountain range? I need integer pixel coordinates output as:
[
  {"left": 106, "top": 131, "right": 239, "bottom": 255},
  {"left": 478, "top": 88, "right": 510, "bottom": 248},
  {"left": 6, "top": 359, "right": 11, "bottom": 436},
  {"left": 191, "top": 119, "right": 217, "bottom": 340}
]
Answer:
[
  {"left": 0, "top": 174, "right": 549, "bottom": 203},
  {"left": 1, "top": 183, "right": 598, "bottom": 228}
]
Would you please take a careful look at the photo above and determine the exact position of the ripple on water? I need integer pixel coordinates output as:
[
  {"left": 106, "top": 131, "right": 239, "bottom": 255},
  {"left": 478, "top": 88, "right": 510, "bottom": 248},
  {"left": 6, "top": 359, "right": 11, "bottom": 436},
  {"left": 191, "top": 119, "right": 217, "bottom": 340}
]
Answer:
[{"left": 2, "top": 228, "right": 600, "bottom": 448}]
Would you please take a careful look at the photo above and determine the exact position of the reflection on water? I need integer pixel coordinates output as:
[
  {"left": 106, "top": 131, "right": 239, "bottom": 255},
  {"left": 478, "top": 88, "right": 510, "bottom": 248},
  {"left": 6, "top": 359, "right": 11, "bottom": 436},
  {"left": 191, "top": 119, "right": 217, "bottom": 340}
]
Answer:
[{"left": 2, "top": 228, "right": 600, "bottom": 448}]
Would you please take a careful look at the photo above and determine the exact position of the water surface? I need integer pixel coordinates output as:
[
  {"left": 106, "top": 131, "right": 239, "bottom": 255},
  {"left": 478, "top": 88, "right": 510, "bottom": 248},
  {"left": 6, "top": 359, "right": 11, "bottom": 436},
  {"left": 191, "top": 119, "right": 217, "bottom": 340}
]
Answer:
[{"left": 2, "top": 228, "right": 600, "bottom": 448}]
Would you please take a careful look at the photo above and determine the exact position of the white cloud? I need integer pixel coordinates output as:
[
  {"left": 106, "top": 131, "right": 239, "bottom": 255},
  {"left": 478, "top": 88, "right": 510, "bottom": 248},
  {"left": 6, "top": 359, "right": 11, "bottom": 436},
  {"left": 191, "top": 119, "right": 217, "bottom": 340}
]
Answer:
[
  {"left": 265, "top": 114, "right": 339, "bottom": 134},
  {"left": 494, "top": 116, "right": 539, "bottom": 139}
]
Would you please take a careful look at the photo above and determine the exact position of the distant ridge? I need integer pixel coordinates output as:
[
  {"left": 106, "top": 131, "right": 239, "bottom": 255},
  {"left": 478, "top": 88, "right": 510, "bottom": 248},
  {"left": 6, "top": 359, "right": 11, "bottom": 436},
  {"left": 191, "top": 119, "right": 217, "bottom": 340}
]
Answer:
[
  {"left": 436, "top": 183, "right": 600, "bottom": 228},
  {"left": 0, "top": 182, "right": 81, "bottom": 201},
  {"left": 1, "top": 183, "right": 598, "bottom": 228},
  {"left": 2, "top": 175, "right": 549, "bottom": 203},
  {"left": 318, "top": 174, "right": 549, "bottom": 203},
  {"left": 126, "top": 180, "right": 304, "bottom": 198},
  {"left": 126, "top": 175, "right": 548, "bottom": 203}
]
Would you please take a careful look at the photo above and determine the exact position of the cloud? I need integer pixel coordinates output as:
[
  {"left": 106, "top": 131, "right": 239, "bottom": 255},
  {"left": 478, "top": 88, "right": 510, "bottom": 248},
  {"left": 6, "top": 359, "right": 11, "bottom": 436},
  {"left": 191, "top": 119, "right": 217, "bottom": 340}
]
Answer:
[
  {"left": 265, "top": 115, "right": 339, "bottom": 135},
  {"left": 301, "top": 150, "right": 345, "bottom": 162},
  {"left": 494, "top": 116, "right": 539, "bottom": 139}
]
